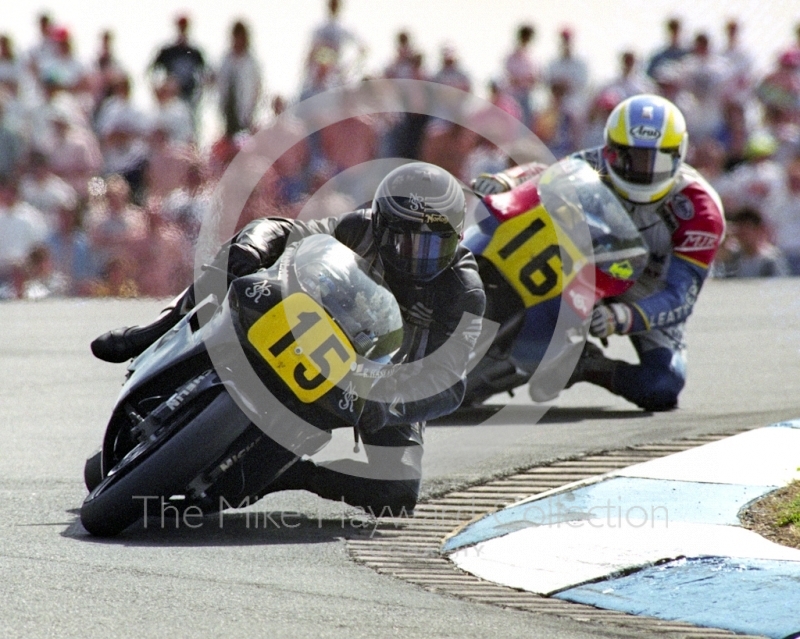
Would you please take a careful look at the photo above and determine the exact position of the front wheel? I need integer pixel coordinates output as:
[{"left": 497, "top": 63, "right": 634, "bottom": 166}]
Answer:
[
  {"left": 80, "top": 389, "right": 252, "bottom": 537},
  {"left": 83, "top": 451, "right": 103, "bottom": 493}
]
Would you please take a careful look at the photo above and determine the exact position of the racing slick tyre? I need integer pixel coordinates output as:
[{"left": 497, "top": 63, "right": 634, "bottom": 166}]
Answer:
[
  {"left": 80, "top": 389, "right": 252, "bottom": 537},
  {"left": 83, "top": 451, "right": 103, "bottom": 493}
]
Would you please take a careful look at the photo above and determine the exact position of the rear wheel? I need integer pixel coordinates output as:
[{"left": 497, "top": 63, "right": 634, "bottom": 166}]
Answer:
[{"left": 80, "top": 389, "right": 252, "bottom": 537}]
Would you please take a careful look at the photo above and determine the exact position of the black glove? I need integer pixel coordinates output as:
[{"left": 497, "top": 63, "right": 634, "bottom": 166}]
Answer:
[
  {"left": 356, "top": 400, "right": 388, "bottom": 435},
  {"left": 227, "top": 243, "right": 263, "bottom": 277}
]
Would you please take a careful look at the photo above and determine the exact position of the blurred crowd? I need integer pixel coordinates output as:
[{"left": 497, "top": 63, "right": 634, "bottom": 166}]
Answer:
[{"left": 2, "top": 2, "right": 800, "bottom": 301}]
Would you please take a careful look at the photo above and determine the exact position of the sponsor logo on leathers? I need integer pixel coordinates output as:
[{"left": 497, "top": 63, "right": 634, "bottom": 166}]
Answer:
[{"left": 675, "top": 231, "right": 719, "bottom": 252}]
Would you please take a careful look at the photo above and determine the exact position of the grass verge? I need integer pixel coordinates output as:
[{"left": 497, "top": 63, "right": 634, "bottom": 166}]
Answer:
[{"left": 741, "top": 480, "right": 800, "bottom": 549}]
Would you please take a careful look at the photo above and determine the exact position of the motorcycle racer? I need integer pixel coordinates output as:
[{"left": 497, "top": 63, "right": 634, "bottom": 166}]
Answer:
[
  {"left": 91, "top": 162, "right": 486, "bottom": 514},
  {"left": 472, "top": 94, "right": 725, "bottom": 411}
]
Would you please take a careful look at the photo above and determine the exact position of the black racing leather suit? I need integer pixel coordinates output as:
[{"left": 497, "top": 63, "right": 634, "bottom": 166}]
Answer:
[{"left": 216, "top": 210, "right": 486, "bottom": 514}]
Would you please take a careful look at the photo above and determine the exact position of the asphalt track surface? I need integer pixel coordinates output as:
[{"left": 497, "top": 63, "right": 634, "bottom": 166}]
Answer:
[{"left": 1, "top": 278, "right": 799, "bottom": 639}]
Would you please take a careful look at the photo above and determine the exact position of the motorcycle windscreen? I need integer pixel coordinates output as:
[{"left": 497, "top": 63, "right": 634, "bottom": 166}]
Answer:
[
  {"left": 537, "top": 158, "right": 649, "bottom": 291},
  {"left": 292, "top": 235, "right": 403, "bottom": 362}
]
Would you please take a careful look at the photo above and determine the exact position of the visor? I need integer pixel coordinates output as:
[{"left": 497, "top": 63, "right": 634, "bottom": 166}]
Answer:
[
  {"left": 606, "top": 141, "right": 681, "bottom": 186},
  {"left": 379, "top": 228, "right": 459, "bottom": 281}
]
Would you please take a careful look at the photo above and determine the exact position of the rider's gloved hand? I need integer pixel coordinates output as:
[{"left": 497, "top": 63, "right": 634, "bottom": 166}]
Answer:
[
  {"left": 227, "top": 244, "right": 263, "bottom": 277},
  {"left": 356, "top": 400, "right": 388, "bottom": 435},
  {"left": 590, "top": 303, "right": 633, "bottom": 338},
  {"left": 470, "top": 173, "right": 514, "bottom": 196}
]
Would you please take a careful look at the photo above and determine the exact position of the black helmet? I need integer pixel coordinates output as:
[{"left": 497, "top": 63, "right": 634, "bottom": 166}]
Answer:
[{"left": 371, "top": 162, "right": 465, "bottom": 282}]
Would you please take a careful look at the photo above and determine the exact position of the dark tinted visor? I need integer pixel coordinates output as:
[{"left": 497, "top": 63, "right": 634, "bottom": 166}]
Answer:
[{"left": 380, "top": 228, "right": 459, "bottom": 280}]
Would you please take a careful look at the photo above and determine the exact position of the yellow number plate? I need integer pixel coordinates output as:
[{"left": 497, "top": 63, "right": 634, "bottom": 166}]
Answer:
[
  {"left": 483, "top": 205, "right": 586, "bottom": 308},
  {"left": 247, "top": 293, "right": 356, "bottom": 403}
]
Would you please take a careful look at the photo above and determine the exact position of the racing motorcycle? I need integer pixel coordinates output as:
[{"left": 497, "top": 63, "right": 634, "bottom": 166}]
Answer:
[
  {"left": 81, "top": 235, "right": 403, "bottom": 537},
  {"left": 461, "top": 157, "right": 649, "bottom": 406}
]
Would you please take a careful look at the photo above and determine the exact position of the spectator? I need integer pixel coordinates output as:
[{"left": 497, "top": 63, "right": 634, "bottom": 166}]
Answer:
[
  {"left": 690, "top": 138, "right": 729, "bottom": 188},
  {"left": 151, "top": 15, "right": 207, "bottom": 117},
  {"left": 88, "top": 30, "right": 127, "bottom": 117},
  {"left": 432, "top": 44, "right": 471, "bottom": 93},
  {"left": 762, "top": 155, "right": 800, "bottom": 274},
  {"left": 39, "top": 27, "right": 86, "bottom": 92},
  {"left": 19, "top": 244, "right": 65, "bottom": 300},
  {"left": 150, "top": 75, "right": 194, "bottom": 144},
  {"left": 87, "top": 174, "right": 147, "bottom": 272},
  {"left": 384, "top": 31, "right": 416, "bottom": 79},
  {"left": 217, "top": 21, "right": 263, "bottom": 135},
  {"left": 718, "top": 21, "right": 757, "bottom": 160},
  {"left": 533, "top": 79, "right": 583, "bottom": 159},
  {"left": 601, "top": 51, "right": 655, "bottom": 100},
  {"left": 715, "top": 207, "right": 790, "bottom": 278},
  {"left": 96, "top": 30, "right": 122, "bottom": 74},
  {"left": 305, "top": 0, "right": 366, "bottom": 87},
  {"left": 208, "top": 128, "right": 245, "bottom": 178},
  {"left": 90, "top": 254, "right": 139, "bottom": 297},
  {"left": 0, "top": 35, "right": 22, "bottom": 89},
  {"left": 463, "top": 81, "right": 520, "bottom": 180},
  {"left": 420, "top": 120, "right": 476, "bottom": 180},
  {"left": 756, "top": 49, "right": 800, "bottom": 129},
  {"left": 384, "top": 47, "right": 430, "bottom": 160},
  {"left": 646, "top": 17, "right": 688, "bottom": 80},
  {"left": 265, "top": 96, "right": 312, "bottom": 208},
  {"left": 721, "top": 19, "right": 755, "bottom": 103},
  {"left": 26, "top": 13, "right": 57, "bottom": 88},
  {"left": 291, "top": 167, "right": 354, "bottom": 222},
  {"left": 318, "top": 108, "right": 378, "bottom": 198},
  {"left": 95, "top": 74, "right": 141, "bottom": 135},
  {"left": 300, "top": 46, "right": 338, "bottom": 101},
  {"left": 46, "top": 106, "right": 103, "bottom": 197},
  {"left": 144, "top": 122, "right": 196, "bottom": 199},
  {"left": 582, "top": 88, "right": 623, "bottom": 148},
  {"left": 27, "top": 75, "right": 88, "bottom": 156},
  {"left": 19, "top": 150, "right": 78, "bottom": 231},
  {"left": 468, "top": 79, "right": 523, "bottom": 147},
  {"left": 503, "top": 24, "right": 539, "bottom": 128},
  {"left": 96, "top": 76, "right": 149, "bottom": 200},
  {"left": 0, "top": 97, "right": 26, "bottom": 179},
  {"left": 160, "top": 162, "right": 210, "bottom": 245},
  {"left": 46, "top": 200, "right": 100, "bottom": 295},
  {"left": 134, "top": 203, "right": 193, "bottom": 297},
  {"left": 716, "top": 131, "right": 784, "bottom": 213},
  {"left": 677, "top": 33, "right": 732, "bottom": 145},
  {"left": 650, "top": 61, "right": 701, "bottom": 141},
  {"left": 462, "top": 135, "right": 508, "bottom": 185},
  {"left": 430, "top": 44, "right": 471, "bottom": 121},
  {"left": 545, "top": 27, "right": 589, "bottom": 112},
  {"left": 0, "top": 178, "right": 49, "bottom": 296}
]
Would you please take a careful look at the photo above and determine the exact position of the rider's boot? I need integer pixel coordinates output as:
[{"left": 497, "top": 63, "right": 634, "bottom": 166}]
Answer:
[
  {"left": 566, "top": 340, "right": 618, "bottom": 390},
  {"left": 90, "top": 287, "right": 195, "bottom": 363},
  {"left": 89, "top": 253, "right": 241, "bottom": 363},
  {"left": 530, "top": 341, "right": 616, "bottom": 403},
  {"left": 260, "top": 457, "right": 419, "bottom": 515},
  {"left": 91, "top": 242, "right": 258, "bottom": 363}
]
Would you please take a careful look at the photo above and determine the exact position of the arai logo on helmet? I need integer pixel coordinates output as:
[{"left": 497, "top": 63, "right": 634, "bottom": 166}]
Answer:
[{"left": 629, "top": 125, "right": 661, "bottom": 140}]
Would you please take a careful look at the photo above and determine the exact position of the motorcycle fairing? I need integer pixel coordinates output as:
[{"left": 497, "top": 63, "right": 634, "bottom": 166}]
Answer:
[
  {"left": 482, "top": 178, "right": 542, "bottom": 224},
  {"left": 246, "top": 291, "right": 357, "bottom": 404},
  {"left": 121, "top": 295, "right": 222, "bottom": 405},
  {"left": 481, "top": 203, "right": 587, "bottom": 309}
]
